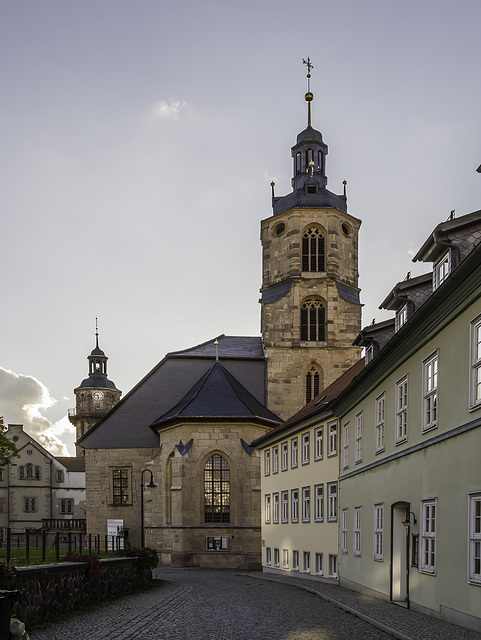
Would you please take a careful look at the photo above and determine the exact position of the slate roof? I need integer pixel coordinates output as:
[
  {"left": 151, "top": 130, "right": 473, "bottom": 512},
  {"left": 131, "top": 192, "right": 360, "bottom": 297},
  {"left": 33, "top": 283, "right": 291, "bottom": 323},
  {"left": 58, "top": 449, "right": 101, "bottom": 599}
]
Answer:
[
  {"left": 56, "top": 457, "right": 85, "bottom": 472},
  {"left": 168, "top": 335, "right": 265, "bottom": 359},
  {"left": 151, "top": 362, "right": 280, "bottom": 430},
  {"left": 79, "top": 335, "right": 268, "bottom": 449},
  {"left": 253, "top": 357, "right": 365, "bottom": 446}
]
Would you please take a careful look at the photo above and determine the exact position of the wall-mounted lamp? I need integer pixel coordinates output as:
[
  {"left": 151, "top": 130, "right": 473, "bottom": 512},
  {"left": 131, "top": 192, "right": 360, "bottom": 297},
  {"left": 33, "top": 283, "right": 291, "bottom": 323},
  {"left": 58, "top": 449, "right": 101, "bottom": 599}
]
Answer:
[
  {"left": 402, "top": 511, "right": 417, "bottom": 527},
  {"left": 140, "top": 469, "right": 157, "bottom": 548}
]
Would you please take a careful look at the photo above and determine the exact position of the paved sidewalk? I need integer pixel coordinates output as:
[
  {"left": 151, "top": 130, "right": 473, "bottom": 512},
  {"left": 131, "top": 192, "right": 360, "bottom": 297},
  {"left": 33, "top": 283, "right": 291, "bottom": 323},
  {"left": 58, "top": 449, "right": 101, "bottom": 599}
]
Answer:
[{"left": 254, "top": 571, "right": 481, "bottom": 640}]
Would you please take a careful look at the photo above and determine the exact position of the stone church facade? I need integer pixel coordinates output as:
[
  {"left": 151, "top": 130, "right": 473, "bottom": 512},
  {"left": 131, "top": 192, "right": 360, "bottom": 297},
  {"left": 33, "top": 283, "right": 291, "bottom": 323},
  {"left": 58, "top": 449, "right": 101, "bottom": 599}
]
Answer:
[{"left": 76, "top": 80, "right": 363, "bottom": 568}]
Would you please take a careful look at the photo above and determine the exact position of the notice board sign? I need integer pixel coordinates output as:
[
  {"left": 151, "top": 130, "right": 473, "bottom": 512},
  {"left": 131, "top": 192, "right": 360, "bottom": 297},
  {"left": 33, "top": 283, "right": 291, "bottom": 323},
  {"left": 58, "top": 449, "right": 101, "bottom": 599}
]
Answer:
[{"left": 206, "top": 536, "right": 228, "bottom": 551}]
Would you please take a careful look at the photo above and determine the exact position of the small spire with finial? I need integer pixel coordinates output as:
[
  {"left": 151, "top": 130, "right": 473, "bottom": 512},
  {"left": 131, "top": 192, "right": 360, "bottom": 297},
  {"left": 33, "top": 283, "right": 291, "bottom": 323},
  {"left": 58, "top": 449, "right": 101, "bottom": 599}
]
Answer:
[
  {"left": 302, "top": 57, "right": 314, "bottom": 127},
  {"left": 95, "top": 317, "right": 99, "bottom": 348},
  {"left": 343, "top": 180, "right": 347, "bottom": 198},
  {"left": 214, "top": 339, "right": 219, "bottom": 362},
  {"left": 270, "top": 181, "right": 275, "bottom": 198}
]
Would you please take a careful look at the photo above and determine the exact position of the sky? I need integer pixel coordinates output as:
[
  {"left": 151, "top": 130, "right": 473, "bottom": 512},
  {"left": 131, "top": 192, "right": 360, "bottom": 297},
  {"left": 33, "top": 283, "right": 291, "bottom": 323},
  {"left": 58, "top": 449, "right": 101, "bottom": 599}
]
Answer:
[{"left": 1, "top": 0, "right": 480, "bottom": 456}]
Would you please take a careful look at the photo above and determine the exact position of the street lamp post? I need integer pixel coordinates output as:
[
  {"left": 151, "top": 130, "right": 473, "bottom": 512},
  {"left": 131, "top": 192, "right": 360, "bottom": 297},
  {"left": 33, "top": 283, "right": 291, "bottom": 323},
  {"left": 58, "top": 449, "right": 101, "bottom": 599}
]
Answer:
[{"left": 140, "top": 469, "right": 157, "bottom": 548}]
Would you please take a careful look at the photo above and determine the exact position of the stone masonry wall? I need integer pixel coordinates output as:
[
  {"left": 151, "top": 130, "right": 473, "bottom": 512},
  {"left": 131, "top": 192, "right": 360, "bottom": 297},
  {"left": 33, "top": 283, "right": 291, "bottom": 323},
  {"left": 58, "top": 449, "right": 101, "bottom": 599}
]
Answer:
[{"left": 10, "top": 557, "right": 150, "bottom": 629}]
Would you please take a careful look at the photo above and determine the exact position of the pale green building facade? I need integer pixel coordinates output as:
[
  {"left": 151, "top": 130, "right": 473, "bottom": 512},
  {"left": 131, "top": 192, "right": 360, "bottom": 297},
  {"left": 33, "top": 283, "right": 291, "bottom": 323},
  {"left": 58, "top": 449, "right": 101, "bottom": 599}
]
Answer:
[{"left": 337, "top": 210, "right": 481, "bottom": 631}]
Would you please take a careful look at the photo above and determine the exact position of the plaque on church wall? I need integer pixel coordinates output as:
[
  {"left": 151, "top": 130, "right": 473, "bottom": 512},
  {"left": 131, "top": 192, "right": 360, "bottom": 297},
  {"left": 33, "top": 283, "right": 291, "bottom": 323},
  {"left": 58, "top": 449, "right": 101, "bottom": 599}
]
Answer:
[{"left": 206, "top": 536, "right": 228, "bottom": 551}]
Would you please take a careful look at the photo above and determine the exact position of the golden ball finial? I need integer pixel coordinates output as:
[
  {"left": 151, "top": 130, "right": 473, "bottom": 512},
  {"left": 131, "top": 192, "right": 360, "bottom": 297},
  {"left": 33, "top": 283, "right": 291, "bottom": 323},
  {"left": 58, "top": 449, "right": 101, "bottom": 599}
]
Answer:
[
  {"left": 270, "top": 181, "right": 275, "bottom": 187},
  {"left": 305, "top": 92, "right": 313, "bottom": 103}
]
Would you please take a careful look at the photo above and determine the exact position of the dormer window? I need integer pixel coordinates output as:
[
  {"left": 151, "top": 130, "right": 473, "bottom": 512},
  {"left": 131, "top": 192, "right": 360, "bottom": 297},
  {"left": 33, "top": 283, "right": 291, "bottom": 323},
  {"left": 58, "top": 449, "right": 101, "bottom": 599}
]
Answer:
[
  {"left": 365, "top": 344, "right": 374, "bottom": 363},
  {"left": 395, "top": 304, "right": 408, "bottom": 332},
  {"left": 434, "top": 253, "right": 450, "bottom": 289},
  {"left": 307, "top": 185, "right": 317, "bottom": 194}
]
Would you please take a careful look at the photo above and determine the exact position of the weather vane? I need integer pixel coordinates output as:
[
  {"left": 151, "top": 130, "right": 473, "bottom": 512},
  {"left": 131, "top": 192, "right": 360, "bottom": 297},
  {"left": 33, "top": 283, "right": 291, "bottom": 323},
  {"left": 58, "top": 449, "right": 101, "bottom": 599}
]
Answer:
[{"left": 302, "top": 57, "right": 314, "bottom": 126}]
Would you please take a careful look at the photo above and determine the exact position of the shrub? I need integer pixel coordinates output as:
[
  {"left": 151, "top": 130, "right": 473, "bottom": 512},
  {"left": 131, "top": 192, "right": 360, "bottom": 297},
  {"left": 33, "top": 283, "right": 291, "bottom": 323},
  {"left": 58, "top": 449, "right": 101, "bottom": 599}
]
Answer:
[{"left": 64, "top": 553, "right": 103, "bottom": 580}]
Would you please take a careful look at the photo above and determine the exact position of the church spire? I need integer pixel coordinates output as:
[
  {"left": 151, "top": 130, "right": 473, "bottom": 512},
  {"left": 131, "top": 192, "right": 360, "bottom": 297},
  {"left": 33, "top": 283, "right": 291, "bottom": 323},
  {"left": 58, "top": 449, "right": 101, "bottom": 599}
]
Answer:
[{"left": 302, "top": 57, "right": 314, "bottom": 127}]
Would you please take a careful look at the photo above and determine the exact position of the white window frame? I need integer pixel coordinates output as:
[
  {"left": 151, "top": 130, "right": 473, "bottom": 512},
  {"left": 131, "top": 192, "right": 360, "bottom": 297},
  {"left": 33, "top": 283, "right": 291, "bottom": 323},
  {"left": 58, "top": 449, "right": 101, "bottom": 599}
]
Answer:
[
  {"left": 265, "top": 547, "right": 271, "bottom": 565},
  {"left": 420, "top": 499, "right": 436, "bottom": 574},
  {"left": 281, "top": 441, "right": 288, "bottom": 471},
  {"left": 327, "top": 482, "right": 338, "bottom": 522},
  {"left": 373, "top": 503, "right": 384, "bottom": 561},
  {"left": 302, "top": 486, "right": 310, "bottom": 523},
  {"left": 423, "top": 352, "right": 438, "bottom": 432},
  {"left": 282, "top": 548, "right": 289, "bottom": 569},
  {"left": 272, "top": 446, "right": 279, "bottom": 474},
  {"left": 291, "top": 489, "right": 299, "bottom": 523},
  {"left": 341, "top": 509, "right": 348, "bottom": 554},
  {"left": 281, "top": 490, "right": 289, "bottom": 523},
  {"left": 301, "top": 432, "right": 310, "bottom": 465},
  {"left": 327, "top": 421, "right": 337, "bottom": 456},
  {"left": 395, "top": 303, "right": 408, "bottom": 331},
  {"left": 470, "top": 316, "right": 481, "bottom": 409},
  {"left": 292, "top": 550, "right": 299, "bottom": 571},
  {"left": 375, "top": 394, "right": 385, "bottom": 453},
  {"left": 354, "top": 507, "right": 362, "bottom": 556},
  {"left": 328, "top": 554, "right": 338, "bottom": 578},
  {"left": 264, "top": 450, "right": 270, "bottom": 476},
  {"left": 396, "top": 376, "right": 408, "bottom": 443},
  {"left": 468, "top": 492, "right": 481, "bottom": 584},
  {"left": 342, "top": 422, "right": 349, "bottom": 469},
  {"left": 303, "top": 550, "right": 311, "bottom": 573},
  {"left": 315, "top": 552, "right": 323, "bottom": 575},
  {"left": 355, "top": 412, "right": 363, "bottom": 464},
  {"left": 314, "top": 484, "right": 324, "bottom": 522},
  {"left": 314, "top": 426, "right": 323, "bottom": 461},
  {"left": 434, "top": 252, "right": 450, "bottom": 289},
  {"left": 274, "top": 548, "right": 280, "bottom": 567},
  {"left": 265, "top": 494, "right": 271, "bottom": 524},
  {"left": 291, "top": 437, "right": 298, "bottom": 468},
  {"left": 60, "top": 498, "right": 73, "bottom": 514},
  {"left": 272, "top": 492, "right": 279, "bottom": 524}
]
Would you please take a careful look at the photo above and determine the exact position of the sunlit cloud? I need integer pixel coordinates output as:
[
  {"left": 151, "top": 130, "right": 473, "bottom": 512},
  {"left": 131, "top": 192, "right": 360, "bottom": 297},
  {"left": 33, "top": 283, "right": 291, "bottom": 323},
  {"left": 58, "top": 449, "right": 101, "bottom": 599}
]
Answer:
[
  {"left": 151, "top": 99, "right": 187, "bottom": 119},
  {"left": 0, "top": 367, "right": 72, "bottom": 456}
]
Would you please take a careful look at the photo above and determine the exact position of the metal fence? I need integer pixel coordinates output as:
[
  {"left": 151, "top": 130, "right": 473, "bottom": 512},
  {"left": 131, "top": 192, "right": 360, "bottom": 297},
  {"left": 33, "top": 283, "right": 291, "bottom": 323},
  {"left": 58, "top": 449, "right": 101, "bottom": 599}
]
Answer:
[{"left": 0, "top": 528, "right": 126, "bottom": 564}]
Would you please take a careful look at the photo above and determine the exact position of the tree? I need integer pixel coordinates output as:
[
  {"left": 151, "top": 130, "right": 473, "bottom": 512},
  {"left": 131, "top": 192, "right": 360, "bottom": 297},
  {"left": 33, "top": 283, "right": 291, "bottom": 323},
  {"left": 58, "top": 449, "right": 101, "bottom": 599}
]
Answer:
[{"left": 0, "top": 417, "right": 19, "bottom": 466}]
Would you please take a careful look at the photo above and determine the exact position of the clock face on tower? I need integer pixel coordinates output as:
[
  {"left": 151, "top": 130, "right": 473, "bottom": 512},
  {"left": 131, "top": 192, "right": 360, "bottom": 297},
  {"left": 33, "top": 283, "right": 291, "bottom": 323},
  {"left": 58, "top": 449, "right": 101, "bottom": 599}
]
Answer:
[{"left": 91, "top": 390, "right": 104, "bottom": 401}]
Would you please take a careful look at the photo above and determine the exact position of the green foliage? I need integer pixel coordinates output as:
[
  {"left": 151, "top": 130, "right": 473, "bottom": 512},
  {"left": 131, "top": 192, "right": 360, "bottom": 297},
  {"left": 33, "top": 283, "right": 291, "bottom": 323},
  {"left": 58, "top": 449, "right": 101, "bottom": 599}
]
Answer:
[
  {"left": 0, "top": 562, "right": 16, "bottom": 588},
  {"left": 115, "top": 547, "right": 159, "bottom": 571},
  {"left": 65, "top": 552, "right": 103, "bottom": 580},
  {"left": 0, "top": 417, "right": 19, "bottom": 466}
]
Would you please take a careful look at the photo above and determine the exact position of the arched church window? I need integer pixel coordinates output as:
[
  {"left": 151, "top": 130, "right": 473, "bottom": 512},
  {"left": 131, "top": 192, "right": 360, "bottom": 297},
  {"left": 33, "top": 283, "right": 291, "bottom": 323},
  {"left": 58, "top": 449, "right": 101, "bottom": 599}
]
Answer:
[
  {"left": 204, "top": 454, "right": 230, "bottom": 523},
  {"left": 301, "top": 300, "right": 326, "bottom": 342},
  {"left": 306, "top": 148, "right": 314, "bottom": 167},
  {"left": 19, "top": 466, "right": 25, "bottom": 480},
  {"left": 318, "top": 150, "right": 323, "bottom": 173},
  {"left": 26, "top": 464, "right": 33, "bottom": 479},
  {"left": 306, "top": 366, "right": 320, "bottom": 404},
  {"left": 302, "top": 227, "right": 325, "bottom": 272}
]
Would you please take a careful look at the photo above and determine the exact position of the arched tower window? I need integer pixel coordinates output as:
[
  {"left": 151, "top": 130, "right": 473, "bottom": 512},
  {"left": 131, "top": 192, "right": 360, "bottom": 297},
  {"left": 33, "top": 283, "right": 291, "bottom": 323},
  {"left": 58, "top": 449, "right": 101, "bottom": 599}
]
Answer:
[
  {"left": 295, "top": 151, "right": 301, "bottom": 173},
  {"left": 204, "top": 454, "right": 230, "bottom": 523},
  {"left": 306, "top": 365, "right": 320, "bottom": 404},
  {"left": 302, "top": 227, "right": 325, "bottom": 272},
  {"left": 301, "top": 300, "right": 326, "bottom": 342}
]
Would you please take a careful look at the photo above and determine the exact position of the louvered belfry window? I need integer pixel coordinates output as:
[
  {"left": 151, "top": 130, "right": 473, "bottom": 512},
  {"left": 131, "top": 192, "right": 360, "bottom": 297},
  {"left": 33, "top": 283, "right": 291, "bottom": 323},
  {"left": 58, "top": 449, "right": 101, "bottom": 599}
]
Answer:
[
  {"left": 205, "top": 454, "right": 230, "bottom": 523},
  {"left": 302, "top": 227, "right": 325, "bottom": 272},
  {"left": 301, "top": 300, "right": 326, "bottom": 342},
  {"left": 306, "top": 366, "right": 320, "bottom": 404}
]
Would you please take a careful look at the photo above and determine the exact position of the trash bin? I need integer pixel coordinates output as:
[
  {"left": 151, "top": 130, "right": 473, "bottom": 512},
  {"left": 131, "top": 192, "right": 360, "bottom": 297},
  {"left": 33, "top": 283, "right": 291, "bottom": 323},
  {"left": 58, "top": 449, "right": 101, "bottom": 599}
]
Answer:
[{"left": 0, "top": 590, "right": 18, "bottom": 640}]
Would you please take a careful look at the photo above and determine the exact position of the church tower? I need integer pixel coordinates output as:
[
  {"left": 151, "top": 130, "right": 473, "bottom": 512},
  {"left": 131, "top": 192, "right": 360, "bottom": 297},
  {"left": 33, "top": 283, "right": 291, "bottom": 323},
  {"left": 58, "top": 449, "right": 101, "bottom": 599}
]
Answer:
[
  {"left": 69, "top": 324, "right": 121, "bottom": 456},
  {"left": 261, "top": 60, "right": 362, "bottom": 420}
]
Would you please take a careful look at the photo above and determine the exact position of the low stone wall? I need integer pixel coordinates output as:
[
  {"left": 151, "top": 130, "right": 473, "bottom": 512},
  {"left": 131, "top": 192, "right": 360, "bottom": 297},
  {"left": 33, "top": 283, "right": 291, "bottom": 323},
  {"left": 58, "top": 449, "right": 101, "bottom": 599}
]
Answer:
[{"left": 9, "top": 557, "right": 151, "bottom": 628}]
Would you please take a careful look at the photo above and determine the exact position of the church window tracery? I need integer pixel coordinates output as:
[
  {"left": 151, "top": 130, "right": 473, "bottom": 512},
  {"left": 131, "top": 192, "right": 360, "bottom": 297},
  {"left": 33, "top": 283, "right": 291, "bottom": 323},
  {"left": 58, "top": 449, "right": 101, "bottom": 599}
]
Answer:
[
  {"left": 306, "top": 365, "right": 320, "bottom": 404},
  {"left": 301, "top": 300, "right": 326, "bottom": 342},
  {"left": 302, "top": 227, "right": 325, "bottom": 272},
  {"left": 204, "top": 454, "right": 230, "bottom": 523}
]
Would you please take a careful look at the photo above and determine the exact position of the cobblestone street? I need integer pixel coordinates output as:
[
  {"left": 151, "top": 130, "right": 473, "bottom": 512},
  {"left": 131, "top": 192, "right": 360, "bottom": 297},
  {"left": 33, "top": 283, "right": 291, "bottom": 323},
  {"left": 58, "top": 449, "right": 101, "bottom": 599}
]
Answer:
[{"left": 29, "top": 568, "right": 481, "bottom": 640}]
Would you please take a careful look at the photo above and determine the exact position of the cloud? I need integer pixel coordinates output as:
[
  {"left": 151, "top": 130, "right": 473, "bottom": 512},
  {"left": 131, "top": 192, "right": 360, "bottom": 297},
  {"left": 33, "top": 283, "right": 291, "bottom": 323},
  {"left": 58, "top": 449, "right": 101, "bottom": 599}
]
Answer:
[
  {"left": 151, "top": 99, "right": 187, "bottom": 119},
  {"left": 0, "top": 367, "right": 72, "bottom": 456}
]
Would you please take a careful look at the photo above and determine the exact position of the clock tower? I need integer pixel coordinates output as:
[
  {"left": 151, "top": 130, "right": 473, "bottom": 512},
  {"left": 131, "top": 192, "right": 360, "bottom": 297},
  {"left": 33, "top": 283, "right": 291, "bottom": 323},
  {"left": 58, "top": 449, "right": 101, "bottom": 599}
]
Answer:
[{"left": 69, "top": 327, "right": 121, "bottom": 456}]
